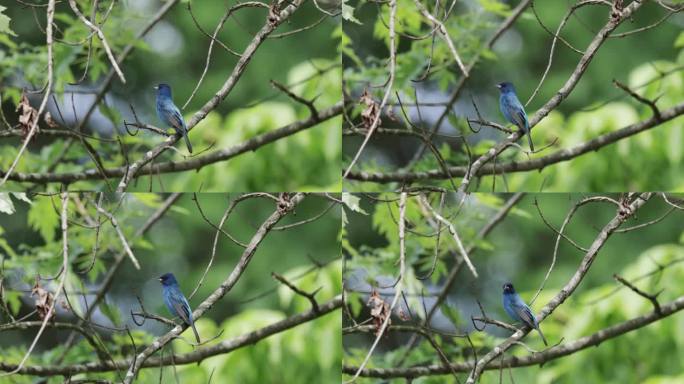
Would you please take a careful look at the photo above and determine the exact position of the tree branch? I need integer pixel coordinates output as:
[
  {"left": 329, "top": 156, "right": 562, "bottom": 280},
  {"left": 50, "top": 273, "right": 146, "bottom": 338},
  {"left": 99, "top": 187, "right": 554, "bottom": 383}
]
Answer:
[
  {"left": 115, "top": 0, "right": 308, "bottom": 192},
  {"left": 1, "top": 102, "right": 342, "bottom": 185},
  {"left": 342, "top": 294, "right": 684, "bottom": 378},
  {"left": 0, "top": 295, "right": 341, "bottom": 376},
  {"left": 345, "top": 101, "right": 684, "bottom": 183},
  {"left": 122, "top": 193, "right": 305, "bottom": 383}
]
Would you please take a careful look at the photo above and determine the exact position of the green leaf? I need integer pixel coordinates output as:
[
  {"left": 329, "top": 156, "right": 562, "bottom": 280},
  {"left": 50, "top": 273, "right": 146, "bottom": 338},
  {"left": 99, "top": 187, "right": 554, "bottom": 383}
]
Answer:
[
  {"left": 342, "top": 193, "right": 368, "bottom": 215},
  {"left": 100, "top": 299, "right": 122, "bottom": 326},
  {"left": 342, "top": 0, "right": 361, "bottom": 25},
  {"left": 28, "top": 197, "right": 59, "bottom": 243},
  {"left": 11, "top": 192, "right": 31, "bottom": 205},
  {"left": 0, "top": 193, "right": 14, "bottom": 214},
  {"left": 0, "top": 6, "right": 17, "bottom": 37},
  {"left": 3, "top": 290, "right": 22, "bottom": 315}
]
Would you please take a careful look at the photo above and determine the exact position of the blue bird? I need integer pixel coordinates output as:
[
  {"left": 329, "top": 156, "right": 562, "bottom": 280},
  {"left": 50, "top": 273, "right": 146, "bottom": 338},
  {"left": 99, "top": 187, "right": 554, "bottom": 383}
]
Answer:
[
  {"left": 155, "top": 83, "right": 193, "bottom": 153},
  {"left": 502, "top": 282, "right": 547, "bottom": 345},
  {"left": 497, "top": 82, "right": 534, "bottom": 152},
  {"left": 159, "top": 272, "right": 200, "bottom": 343}
]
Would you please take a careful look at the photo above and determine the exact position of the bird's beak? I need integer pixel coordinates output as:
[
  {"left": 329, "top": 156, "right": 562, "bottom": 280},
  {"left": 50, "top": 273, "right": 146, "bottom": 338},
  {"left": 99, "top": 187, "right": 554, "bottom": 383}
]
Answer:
[
  {"left": 158, "top": 277, "right": 162, "bottom": 282},
  {"left": 495, "top": 84, "right": 501, "bottom": 89},
  {"left": 153, "top": 86, "right": 158, "bottom": 90}
]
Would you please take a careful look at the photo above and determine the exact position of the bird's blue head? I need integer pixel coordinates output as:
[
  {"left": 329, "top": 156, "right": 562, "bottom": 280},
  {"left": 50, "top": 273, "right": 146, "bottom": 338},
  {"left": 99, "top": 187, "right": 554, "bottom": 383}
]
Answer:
[
  {"left": 496, "top": 82, "right": 516, "bottom": 94},
  {"left": 159, "top": 272, "right": 178, "bottom": 287},
  {"left": 502, "top": 282, "right": 516, "bottom": 295},
  {"left": 155, "top": 83, "right": 172, "bottom": 98}
]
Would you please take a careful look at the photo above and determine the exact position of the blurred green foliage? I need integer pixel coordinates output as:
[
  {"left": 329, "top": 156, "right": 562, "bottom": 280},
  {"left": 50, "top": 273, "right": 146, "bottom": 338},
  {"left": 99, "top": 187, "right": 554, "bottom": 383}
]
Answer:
[
  {"left": 342, "top": 0, "right": 684, "bottom": 192},
  {"left": 0, "top": 192, "right": 342, "bottom": 383},
  {"left": 342, "top": 193, "right": 684, "bottom": 383},
  {"left": 0, "top": 1, "right": 341, "bottom": 191}
]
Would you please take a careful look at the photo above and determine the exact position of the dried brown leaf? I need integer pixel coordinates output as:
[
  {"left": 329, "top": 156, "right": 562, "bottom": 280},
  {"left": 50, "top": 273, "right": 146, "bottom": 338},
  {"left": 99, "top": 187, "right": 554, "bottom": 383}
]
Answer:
[
  {"left": 16, "top": 91, "right": 39, "bottom": 136},
  {"left": 31, "top": 280, "right": 55, "bottom": 322},
  {"left": 359, "top": 89, "right": 381, "bottom": 130},
  {"left": 367, "top": 290, "right": 390, "bottom": 336}
]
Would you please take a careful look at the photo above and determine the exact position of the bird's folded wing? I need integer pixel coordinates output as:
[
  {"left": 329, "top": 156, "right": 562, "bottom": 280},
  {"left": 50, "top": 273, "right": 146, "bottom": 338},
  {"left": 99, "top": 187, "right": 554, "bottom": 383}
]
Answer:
[
  {"left": 172, "top": 299, "right": 193, "bottom": 326},
  {"left": 162, "top": 105, "right": 186, "bottom": 131},
  {"left": 511, "top": 109, "right": 528, "bottom": 131},
  {"left": 514, "top": 303, "right": 536, "bottom": 328}
]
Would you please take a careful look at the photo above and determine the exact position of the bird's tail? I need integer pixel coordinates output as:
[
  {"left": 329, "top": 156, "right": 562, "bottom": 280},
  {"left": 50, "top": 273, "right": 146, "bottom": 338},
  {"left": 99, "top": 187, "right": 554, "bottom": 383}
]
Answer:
[
  {"left": 190, "top": 322, "right": 201, "bottom": 343},
  {"left": 537, "top": 327, "right": 548, "bottom": 346},
  {"left": 526, "top": 128, "right": 535, "bottom": 152},
  {"left": 182, "top": 129, "right": 193, "bottom": 154}
]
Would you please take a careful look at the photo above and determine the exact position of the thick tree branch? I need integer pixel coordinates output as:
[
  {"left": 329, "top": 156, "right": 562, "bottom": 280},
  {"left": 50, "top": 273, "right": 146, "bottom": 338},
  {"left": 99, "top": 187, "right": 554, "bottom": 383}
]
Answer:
[
  {"left": 406, "top": 0, "right": 533, "bottom": 166},
  {"left": 122, "top": 193, "right": 305, "bottom": 383},
  {"left": 345, "top": 101, "right": 684, "bottom": 183},
  {"left": 1, "top": 102, "right": 342, "bottom": 185},
  {"left": 342, "top": 294, "right": 684, "bottom": 378},
  {"left": 56, "top": 194, "right": 182, "bottom": 362},
  {"left": 0, "top": 295, "right": 341, "bottom": 376},
  {"left": 116, "top": 0, "right": 307, "bottom": 192},
  {"left": 465, "top": 193, "right": 652, "bottom": 382}
]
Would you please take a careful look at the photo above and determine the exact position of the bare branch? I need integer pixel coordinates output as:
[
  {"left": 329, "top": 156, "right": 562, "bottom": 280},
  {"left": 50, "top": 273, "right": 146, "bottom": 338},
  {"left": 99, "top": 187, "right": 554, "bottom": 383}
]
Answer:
[
  {"left": 122, "top": 194, "right": 305, "bottom": 383},
  {"left": 345, "top": 101, "right": 684, "bottom": 183},
  {"left": 342, "top": 0, "right": 397, "bottom": 178},
  {"left": 0, "top": 296, "right": 341, "bottom": 376},
  {"left": 272, "top": 272, "right": 321, "bottom": 313},
  {"left": 343, "top": 294, "right": 684, "bottom": 378},
  {"left": 344, "top": 191, "right": 406, "bottom": 383},
  {"left": 613, "top": 274, "right": 662, "bottom": 315},
  {"left": 68, "top": 0, "right": 126, "bottom": 83}
]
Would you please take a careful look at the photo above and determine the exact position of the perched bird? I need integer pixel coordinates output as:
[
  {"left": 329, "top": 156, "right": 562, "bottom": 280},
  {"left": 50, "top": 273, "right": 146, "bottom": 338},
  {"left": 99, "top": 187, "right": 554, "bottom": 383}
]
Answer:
[
  {"left": 502, "top": 282, "right": 547, "bottom": 345},
  {"left": 159, "top": 272, "right": 200, "bottom": 343},
  {"left": 155, "top": 83, "right": 193, "bottom": 153},
  {"left": 496, "top": 82, "right": 534, "bottom": 152}
]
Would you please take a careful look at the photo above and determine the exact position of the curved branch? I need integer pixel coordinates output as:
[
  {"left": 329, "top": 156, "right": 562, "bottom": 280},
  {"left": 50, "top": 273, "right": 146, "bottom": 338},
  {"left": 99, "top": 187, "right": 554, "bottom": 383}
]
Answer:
[
  {"left": 116, "top": 0, "right": 307, "bottom": 192},
  {"left": 122, "top": 193, "right": 305, "bottom": 383},
  {"left": 465, "top": 193, "right": 652, "bottom": 382},
  {"left": 345, "top": 101, "right": 684, "bottom": 183},
  {"left": 1, "top": 102, "right": 342, "bottom": 185},
  {"left": 342, "top": 294, "right": 684, "bottom": 378},
  {"left": 0, "top": 295, "right": 341, "bottom": 376}
]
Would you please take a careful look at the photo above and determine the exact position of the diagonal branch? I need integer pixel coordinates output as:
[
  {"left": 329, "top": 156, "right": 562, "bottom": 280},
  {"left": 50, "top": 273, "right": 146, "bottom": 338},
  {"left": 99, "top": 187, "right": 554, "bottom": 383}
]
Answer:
[
  {"left": 68, "top": 0, "right": 126, "bottom": 83},
  {"left": 1, "top": 102, "right": 343, "bottom": 185},
  {"left": 613, "top": 274, "right": 662, "bottom": 315},
  {"left": 465, "top": 193, "right": 652, "bottom": 383},
  {"left": 344, "top": 190, "right": 406, "bottom": 384},
  {"left": 412, "top": 0, "right": 469, "bottom": 77},
  {"left": 345, "top": 101, "right": 684, "bottom": 183},
  {"left": 342, "top": 0, "right": 397, "bottom": 178},
  {"left": 418, "top": 194, "right": 478, "bottom": 278},
  {"left": 343, "top": 294, "right": 684, "bottom": 378},
  {"left": 0, "top": 295, "right": 341, "bottom": 375},
  {"left": 0, "top": 188, "right": 68, "bottom": 377},
  {"left": 122, "top": 193, "right": 305, "bottom": 383},
  {"left": 0, "top": 0, "right": 55, "bottom": 187},
  {"left": 116, "top": 0, "right": 307, "bottom": 192}
]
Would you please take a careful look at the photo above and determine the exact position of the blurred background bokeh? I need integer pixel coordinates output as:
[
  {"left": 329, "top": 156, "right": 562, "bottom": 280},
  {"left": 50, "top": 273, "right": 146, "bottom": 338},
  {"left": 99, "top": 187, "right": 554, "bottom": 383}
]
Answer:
[
  {"left": 343, "top": 192, "right": 684, "bottom": 383},
  {"left": 0, "top": 192, "right": 342, "bottom": 383}
]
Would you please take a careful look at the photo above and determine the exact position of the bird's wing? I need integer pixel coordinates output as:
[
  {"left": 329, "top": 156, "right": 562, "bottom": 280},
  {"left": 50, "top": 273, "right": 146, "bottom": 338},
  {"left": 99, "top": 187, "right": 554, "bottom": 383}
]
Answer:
[
  {"left": 513, "top": 302, "right": 537, "bottom": 328},
  {"left": 171, "top": 294, "right": 194, "bottom": 326},
  {"left": 162, "top": 104, "right": 187, "bottom": 132},
  {"left": 510, "top": 108, "right": 529, "bottom": 132}
]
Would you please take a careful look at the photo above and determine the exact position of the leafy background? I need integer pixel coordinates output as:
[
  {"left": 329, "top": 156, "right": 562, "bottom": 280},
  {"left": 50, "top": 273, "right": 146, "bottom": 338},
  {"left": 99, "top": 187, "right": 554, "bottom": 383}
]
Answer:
[
  {"left": 342, "top": 0, "right": 684, "bottom": 192},
  {"left": 343, "top": 193, "right": 684, "bottom": 383},
  {"left": 0, "top": 192, "right": 342, "bottom": 383},
  {"left": 0, "top": 1, "right": 341, "bottom": 191}
]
